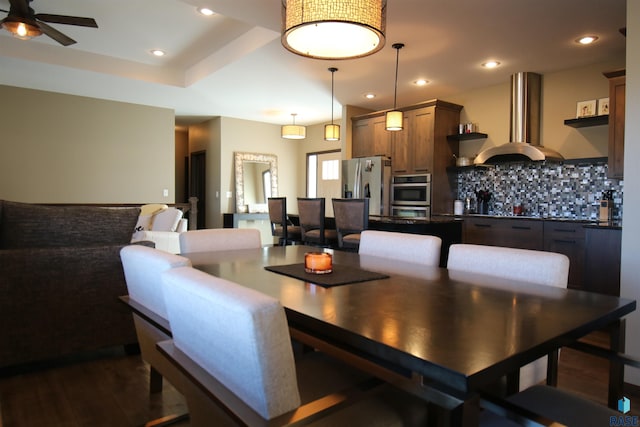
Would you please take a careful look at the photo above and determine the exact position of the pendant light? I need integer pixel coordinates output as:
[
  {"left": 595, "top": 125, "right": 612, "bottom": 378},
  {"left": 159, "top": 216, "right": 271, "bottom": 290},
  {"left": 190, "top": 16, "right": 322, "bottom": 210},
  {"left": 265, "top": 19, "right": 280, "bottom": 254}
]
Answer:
[
  {"left": 281, "top": 0, "right": 387, "bottom": 60},
  {"left": 324, "top": 67, "right": 340, "bottom": 141},
  {"left": 385, "top": 43, "right": 404, "bottom": 131},
  {"left": 281, "top": 113, "right": 306, "bottom": 139}
]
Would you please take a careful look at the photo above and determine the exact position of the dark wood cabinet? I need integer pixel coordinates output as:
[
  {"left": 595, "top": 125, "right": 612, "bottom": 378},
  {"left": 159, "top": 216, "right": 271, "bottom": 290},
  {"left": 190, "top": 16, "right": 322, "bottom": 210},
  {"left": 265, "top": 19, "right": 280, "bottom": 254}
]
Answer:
[
  {"left": 462, "top": 216, "right": 621, "bottom": 295},
  {"left": 351, "top": 116, "right": 391, "bottom": 158},
  {"left": 543, "top": 221, "right": 585, "bottom": 290},
  {"left": 463, "top": 217, "right": 543, "bottom": 250},
  {"left": 603, "top": 69, "right": 625, "bottom": 179},
  {"left": 584, "top": 227, "right": 621, "bottom": 296}
]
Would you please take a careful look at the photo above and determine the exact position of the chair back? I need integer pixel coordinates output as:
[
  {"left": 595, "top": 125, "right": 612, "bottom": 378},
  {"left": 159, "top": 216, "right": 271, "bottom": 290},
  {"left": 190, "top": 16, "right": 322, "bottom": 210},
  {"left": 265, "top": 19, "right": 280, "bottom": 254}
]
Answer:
[
  {"left": 179, "top": 228, "right": 261, "bottom": 254},
  {"left": 297, "top": 198, "right": 332, "bottom": 245},
  {"left": 120, "top": 245, "right": 192, "bottom": 320},
  {"left": 151, "top": 207, "right": 183, "bottom": 232},
  {"left": 161, "top": 266, "right": 301, "bottom": 419},
  {"left": 447, "top": 244, "right": 569, "bottom": 288},
  {"left": 268, "top": 198, "right": 301, "bottom": 245},
  {"left": 359, "top": 230, "right": 442, "bottom": 266},
  {"left": 332, "top": 198, "right": 369, "bottom": 250}
]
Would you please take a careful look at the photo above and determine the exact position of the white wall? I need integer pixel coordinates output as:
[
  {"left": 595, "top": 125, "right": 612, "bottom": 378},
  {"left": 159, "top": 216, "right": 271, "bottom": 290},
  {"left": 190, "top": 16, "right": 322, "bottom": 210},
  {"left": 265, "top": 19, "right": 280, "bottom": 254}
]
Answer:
[
  {"left": 621, "top": 0, "right": 640, "bottom": 385},
  {"left": 0, "top": 85, "right": 175, "bottom": 203}
]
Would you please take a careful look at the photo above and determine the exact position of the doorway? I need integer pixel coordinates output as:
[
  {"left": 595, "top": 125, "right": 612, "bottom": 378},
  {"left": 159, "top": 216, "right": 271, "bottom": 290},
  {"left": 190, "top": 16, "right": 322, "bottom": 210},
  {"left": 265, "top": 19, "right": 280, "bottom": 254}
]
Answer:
[
  {"left": 190, "top": 151, "right": 206, "bottom": 229},
  {"left": 307, "top": 150, "right": 341, "bottom": 216}
]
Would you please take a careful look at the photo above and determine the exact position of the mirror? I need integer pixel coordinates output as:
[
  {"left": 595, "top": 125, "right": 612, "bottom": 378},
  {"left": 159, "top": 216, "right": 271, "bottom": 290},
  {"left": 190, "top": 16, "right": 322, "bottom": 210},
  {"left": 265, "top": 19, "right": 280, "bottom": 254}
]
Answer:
[{"left": 234, "top": 152, "right": 278, "bottom": 213}]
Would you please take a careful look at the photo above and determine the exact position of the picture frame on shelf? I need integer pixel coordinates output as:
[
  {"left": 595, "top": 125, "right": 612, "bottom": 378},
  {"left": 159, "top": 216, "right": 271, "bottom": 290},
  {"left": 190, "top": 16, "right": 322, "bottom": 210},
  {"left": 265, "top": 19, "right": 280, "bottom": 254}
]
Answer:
[
  {"left": 598, "top": 97, "right": 610, "bottom": 115},
  {"left": 576, "top": 99, "right": 597, "bottom": 118}
]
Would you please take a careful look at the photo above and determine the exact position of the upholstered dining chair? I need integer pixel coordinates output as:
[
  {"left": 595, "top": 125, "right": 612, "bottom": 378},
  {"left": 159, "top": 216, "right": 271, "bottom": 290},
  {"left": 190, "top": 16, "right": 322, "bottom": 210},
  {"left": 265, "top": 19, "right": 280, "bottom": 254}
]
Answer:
[
  {"left": 297, "top": 198, "right": 337, "bottom": 247},
  {"left": 178, "top": 228, "right": 261, "bottom": 254},
  {"left": 332, "top": 198, "right": 369, "bottom": 251},
  {"left": 159, "top": 266, "right": 429, "bottom": 427},
  {"left": 359, "top": 230, "right": 442, "bottom": 266},
  {"left": 267, "top": 197, "right": 301, "bottom": 246},
  {"left": 447, "top": 243, "right": 570, "bottom": 392},
  {"left": 119, "top": 244, "right": 192, "bottom": 425}
]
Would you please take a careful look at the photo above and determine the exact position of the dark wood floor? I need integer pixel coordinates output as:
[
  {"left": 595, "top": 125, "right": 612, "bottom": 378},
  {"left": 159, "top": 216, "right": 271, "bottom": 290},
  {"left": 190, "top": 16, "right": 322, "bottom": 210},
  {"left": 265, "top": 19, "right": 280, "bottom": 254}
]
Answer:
[{"left": 1, "top": 335, "right": 639, "bottom": 426}]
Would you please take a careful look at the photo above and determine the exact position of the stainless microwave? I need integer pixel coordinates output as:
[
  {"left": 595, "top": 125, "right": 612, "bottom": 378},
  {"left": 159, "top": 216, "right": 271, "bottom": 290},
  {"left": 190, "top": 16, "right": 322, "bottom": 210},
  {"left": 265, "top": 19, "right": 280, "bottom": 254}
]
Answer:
[{"left": 391, "top": 174, "right": 431, "bottom": 206}]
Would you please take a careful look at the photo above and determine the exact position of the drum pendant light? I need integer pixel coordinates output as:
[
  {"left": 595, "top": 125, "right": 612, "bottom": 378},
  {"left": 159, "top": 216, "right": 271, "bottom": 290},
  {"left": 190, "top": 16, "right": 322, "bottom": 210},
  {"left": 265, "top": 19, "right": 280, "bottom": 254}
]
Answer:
[
  {"left": 324, "top": 67, "right": 340, "bottom": 141},
  {"left": 385, "top": 43, "right": 404, "bottom": 131},
  {"left": 281, "top": 113, "right": 306, "bottom": 139},
  {"left": 281, "top": 0, "right": 387, "bottom": 60}
]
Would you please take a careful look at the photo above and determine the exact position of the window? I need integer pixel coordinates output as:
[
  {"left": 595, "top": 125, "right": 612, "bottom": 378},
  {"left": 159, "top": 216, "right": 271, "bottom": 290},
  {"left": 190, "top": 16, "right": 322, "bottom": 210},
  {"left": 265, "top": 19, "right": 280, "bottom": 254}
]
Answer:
[{"left": 322, "top": 159, "right": 339, "bottom": 181}]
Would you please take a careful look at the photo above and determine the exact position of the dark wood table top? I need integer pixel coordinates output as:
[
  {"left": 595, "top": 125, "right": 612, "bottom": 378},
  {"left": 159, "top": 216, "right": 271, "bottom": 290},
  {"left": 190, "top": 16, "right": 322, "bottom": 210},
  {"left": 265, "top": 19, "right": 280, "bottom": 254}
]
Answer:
[{"left": 183, "top": 245, "right": 635, "bottom": 406}]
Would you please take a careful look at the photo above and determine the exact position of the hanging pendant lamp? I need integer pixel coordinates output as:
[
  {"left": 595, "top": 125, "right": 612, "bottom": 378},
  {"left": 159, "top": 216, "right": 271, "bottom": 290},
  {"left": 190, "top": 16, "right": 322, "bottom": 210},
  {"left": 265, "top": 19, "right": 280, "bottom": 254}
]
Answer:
[
  {"left": 281, "top": 0, "right": 387, "bottom": 60},
  {"left": 385, "top": 43, "right": 404, "bottom": 131},
  {"left": 324, "top": 67, "right": 340, "bottom": 141},
  {"left": 281, "top": 113, "right": 306, "bottom": 139}
]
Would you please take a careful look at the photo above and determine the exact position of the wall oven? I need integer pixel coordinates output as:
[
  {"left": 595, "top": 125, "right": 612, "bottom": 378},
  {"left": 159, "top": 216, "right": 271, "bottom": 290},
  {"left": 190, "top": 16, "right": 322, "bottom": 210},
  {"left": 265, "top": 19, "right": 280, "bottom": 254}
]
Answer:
[{"left": 391, "top": 174, "right": 431, "bottom": 218}]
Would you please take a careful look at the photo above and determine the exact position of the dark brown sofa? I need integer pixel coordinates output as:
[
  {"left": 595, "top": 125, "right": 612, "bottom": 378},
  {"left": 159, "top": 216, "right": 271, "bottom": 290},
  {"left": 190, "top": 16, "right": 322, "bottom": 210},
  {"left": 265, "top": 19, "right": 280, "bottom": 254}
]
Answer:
[{"left": 0, "top": 200, "right": 144, "bottom": 369}]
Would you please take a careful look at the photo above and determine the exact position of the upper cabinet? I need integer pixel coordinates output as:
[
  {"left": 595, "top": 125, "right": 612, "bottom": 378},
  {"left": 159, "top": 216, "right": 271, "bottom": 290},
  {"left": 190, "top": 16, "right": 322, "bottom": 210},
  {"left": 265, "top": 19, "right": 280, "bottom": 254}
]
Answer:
[
  {"left": 351, "top": 100, "right": 462, "bottom": 214},
  {"left": 603, "top": 69, "right": 625, "bottom": 179}
]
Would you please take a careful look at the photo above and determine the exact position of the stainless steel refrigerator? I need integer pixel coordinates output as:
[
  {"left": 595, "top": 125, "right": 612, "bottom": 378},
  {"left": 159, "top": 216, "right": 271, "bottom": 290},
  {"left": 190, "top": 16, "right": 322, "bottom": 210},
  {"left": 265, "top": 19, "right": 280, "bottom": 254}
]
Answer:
[{"left": 341, "top": 156, "right": 391, "bottom": 216}]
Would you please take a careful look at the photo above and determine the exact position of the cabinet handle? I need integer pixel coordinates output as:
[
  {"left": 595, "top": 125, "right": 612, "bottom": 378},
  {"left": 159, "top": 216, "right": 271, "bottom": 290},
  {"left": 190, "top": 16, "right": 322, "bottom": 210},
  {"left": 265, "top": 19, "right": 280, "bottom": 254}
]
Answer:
[
  {"left": 553, "top": 228, "right": 576, "bottom": 233},
  {"left": 511, "top": 226, "right": 531, "bottom": 230},
  {"left": 553, "top": 239, "right": 576, "bottom": 244},
  {"left": 474, "top": 224, "right": 492, "bottom": 228}
]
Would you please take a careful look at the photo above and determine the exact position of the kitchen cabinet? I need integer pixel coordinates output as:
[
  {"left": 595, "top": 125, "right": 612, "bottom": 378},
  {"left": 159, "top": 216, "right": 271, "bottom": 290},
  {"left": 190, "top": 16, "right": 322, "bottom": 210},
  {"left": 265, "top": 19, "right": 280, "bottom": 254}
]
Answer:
[
  {"left": 463, "top": 217, "right": 543, "bottom": 250},
  {"left": 543, "top": 221, "right": 585, "bottom": 290},
  {"left": 603, "top": 70, "right": 625, "bottom": 179},
  {"left": 584, "top": 226, "right": 621, "bottom": 296},
  {"left": 352, "top": 99, "right": 462, "bottom": 214}
]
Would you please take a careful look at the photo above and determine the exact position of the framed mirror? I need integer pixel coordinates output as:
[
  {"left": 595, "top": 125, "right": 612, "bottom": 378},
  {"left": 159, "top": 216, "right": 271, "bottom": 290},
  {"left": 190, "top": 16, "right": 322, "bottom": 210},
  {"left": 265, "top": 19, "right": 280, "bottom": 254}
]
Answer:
[{"left": 234, "top": 152, "right": 278, "bottom": 213}]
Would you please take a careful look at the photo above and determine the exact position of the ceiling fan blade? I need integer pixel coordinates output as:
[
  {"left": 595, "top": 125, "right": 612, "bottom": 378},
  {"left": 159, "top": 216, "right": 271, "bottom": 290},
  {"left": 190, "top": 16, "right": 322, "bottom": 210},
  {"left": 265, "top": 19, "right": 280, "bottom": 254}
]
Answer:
[
  {"left": 8, "top": 0, "right": 29, "bottom": 17},
  {"left": 37, "top": 21, "right": 76, "bottom": 46},
  {"left": 35, "top": 14, "right": 97, "bottom": 28}
]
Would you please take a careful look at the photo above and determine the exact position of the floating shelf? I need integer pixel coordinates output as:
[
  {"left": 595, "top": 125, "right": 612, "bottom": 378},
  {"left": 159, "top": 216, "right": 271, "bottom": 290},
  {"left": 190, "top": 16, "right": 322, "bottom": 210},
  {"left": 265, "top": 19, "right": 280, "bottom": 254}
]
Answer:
[
  {"left": 564, "top": 115, "right": 608, "bottom": 128},
  {"left": 447, "top": 132, "right": 488, "bottom": 141}
]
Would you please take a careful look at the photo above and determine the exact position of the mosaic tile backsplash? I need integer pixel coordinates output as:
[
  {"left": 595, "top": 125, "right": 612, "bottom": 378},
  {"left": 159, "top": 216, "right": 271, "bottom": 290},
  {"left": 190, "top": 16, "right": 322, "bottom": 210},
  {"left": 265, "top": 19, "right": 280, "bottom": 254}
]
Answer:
[{"left": 456, "top": 161, "right": 623, "bottom": 220}]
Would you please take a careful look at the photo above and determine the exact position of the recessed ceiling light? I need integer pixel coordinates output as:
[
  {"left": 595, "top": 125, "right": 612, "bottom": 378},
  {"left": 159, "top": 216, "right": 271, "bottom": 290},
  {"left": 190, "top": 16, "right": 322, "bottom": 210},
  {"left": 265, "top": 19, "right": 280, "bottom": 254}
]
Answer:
[
  {"left": 150, "top": 49, "right": 166, "bottom": 57},
  {"left": 364, "top": 93, "right": 376, "bottom": 99},
  {"left": 576, "top": 35, "right": 598, "bottom": 45},
  {"left": 198, "top": 7, "right": 215, "bottom": 16},
  {"left": 414, "top": 79, "right": 429, "bottom": 86},
  {"left": 482, "top": 60, "right": 500, "bottom": 69}
]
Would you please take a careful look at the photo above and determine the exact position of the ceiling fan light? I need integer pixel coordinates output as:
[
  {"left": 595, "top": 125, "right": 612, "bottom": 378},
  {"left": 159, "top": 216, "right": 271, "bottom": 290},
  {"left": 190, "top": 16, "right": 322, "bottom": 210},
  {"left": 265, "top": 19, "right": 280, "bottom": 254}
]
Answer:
[
  {"left": 2, "top": 19, "right": 42, "bottom": 40},
  {"left": 324, "top": 124, "right": 340, "bottom": 141},
  {"left": 282, "top": 0, "right": 386, "bottom": 60}
]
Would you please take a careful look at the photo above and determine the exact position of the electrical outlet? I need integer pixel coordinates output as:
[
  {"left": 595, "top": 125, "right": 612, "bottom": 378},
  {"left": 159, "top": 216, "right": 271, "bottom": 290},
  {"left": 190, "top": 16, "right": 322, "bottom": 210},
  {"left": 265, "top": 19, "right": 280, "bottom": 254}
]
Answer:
[{"left": 163, "top": 189, "right": 169, "bottom": 197}]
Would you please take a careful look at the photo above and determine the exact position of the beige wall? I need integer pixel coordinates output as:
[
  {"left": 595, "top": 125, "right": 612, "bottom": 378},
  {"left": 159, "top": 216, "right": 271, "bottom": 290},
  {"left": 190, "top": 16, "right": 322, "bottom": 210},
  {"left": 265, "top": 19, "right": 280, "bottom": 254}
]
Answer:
[
  {"left": 0, "top": 85, "right": 175, "bottom": 203},
  {"left": 446, "top": 58, "right": 625, "bottom": 160}
]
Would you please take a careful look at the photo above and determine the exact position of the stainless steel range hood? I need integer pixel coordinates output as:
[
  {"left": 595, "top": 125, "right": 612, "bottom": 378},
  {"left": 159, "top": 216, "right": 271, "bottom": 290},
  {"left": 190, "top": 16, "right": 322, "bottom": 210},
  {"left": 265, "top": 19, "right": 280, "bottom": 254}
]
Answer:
[{"left": 474, "top": 72, "right": 564, "bottom": 164}]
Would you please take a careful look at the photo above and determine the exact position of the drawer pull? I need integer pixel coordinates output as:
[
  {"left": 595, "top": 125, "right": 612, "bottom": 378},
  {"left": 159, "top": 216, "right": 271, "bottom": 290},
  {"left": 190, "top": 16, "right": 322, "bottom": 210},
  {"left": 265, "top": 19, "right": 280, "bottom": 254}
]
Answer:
[
  {"left": 512, "top": 226, "right": 531, "bottom": 230},
  {"left": 474, "top": 224, "right": 491, "bottom": 228},
  {"left": 554, "top": 239, "right": 577, "bottom": 244},
  {"left": 553, "top": 228, "right": 577, "bottom": 233}
]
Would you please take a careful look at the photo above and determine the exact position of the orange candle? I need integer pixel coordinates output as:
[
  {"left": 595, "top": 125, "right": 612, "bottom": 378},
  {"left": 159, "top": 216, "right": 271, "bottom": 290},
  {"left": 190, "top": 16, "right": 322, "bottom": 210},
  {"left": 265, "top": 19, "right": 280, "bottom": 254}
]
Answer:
[{"left": 305, "top": 252, "right": 332, "bottom": 274}]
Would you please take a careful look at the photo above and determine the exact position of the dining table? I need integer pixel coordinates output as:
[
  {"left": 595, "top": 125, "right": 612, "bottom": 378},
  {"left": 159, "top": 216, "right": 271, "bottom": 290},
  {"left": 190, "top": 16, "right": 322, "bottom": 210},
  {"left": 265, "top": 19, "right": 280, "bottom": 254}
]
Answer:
[{"left": 182, "top": 244, "right": 636, "bottom": 426}]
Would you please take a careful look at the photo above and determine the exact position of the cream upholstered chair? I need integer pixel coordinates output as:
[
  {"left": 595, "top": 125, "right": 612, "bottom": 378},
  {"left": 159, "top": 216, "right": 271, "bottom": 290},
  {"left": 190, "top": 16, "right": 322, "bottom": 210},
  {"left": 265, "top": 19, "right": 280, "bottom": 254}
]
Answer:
[
  {"left": 332, "top": 198, "right": 369, "bottom": 251},
  {"left": 268, "top": 197, "right": 301, "bottom": 245},
  {"left": 132, "top": 206, "right": 187, "bottom": 254},
  {"left": 119, "top": 245, "right": 192, "bottom": 424},
  {"left": 178, "top": 228, "right": 261, "bottom": 254},
  {"left": 297, "top": 198, "right": 337, "bottom": 247},
  {"left": 447, "top": 243, "right": 570, "bottom": 392},
  {"left": 159, "top": 266, "right": 429, "bottom": 427},
  {"left": 359, "top": 230, "right": 442, "bottom": 266}
]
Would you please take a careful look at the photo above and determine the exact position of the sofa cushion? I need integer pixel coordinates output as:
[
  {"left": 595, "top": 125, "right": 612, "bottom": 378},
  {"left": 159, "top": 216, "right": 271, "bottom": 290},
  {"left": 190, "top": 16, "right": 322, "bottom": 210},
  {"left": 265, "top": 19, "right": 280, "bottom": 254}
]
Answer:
[{"left": 0, "top": 201, "right": 141, "bottom": 249}]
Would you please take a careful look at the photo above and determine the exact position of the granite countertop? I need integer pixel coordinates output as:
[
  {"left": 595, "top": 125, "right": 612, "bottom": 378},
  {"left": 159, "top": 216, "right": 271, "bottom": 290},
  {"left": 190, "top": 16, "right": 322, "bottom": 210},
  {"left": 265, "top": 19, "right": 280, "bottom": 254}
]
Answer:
[{"left": 433, "top": 213, "right": 622, "bottom": 230}]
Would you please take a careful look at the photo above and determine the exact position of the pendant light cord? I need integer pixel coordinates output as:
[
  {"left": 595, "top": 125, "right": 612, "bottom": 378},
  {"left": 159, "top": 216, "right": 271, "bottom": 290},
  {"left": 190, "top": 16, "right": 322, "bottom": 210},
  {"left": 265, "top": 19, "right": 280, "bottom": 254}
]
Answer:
[
  {"left": 392, "top": 43, "right": 404, "bottom": 109},
  {"left": 329, "top": 67, "right": 337, "bottom": 125}
]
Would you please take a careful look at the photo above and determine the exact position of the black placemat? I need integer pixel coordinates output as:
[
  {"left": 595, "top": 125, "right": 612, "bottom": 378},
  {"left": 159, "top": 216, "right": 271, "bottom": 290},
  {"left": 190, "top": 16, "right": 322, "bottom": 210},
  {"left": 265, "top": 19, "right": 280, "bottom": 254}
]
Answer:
[{"left": 264, "top": 263, "right": 389, "bottom": 287}]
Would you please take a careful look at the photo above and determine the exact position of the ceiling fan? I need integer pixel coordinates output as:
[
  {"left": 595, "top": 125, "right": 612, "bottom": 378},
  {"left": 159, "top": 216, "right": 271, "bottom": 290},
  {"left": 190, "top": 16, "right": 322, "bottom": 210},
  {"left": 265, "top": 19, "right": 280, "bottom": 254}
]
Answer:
[{"left": 0, "top": 0, "right": 97, "bottom": 46}]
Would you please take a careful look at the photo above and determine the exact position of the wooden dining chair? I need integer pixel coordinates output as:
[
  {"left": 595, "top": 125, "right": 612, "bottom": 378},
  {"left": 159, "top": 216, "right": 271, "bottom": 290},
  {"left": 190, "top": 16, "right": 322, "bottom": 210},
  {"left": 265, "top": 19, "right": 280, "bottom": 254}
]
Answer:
[
  {"left": 447, "top": 243, "right": 570, "bottom": 392},
  {"left": 332, "top": 198, "right": 369, "bottom": 251},
  {"left": 267, "top": 197, "right": 301, "bottom": 246},
  {"left": 158, "top": 266, "right": 429, "bottom": 426},
  {"left": 178, "top": 228, "right": 261, "bottom": 253},
  {"left": 119, "top": 244, "right": 192, "bottom": 425},
  {"left": 297, "top": 198, "right": 337, "bottom": 247},
  {"left": 359, "top": 230, "right": 442, "bottom": 266}
]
